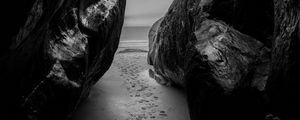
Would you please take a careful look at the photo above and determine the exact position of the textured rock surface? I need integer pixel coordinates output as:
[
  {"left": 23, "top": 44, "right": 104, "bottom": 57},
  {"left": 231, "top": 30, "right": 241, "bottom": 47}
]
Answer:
[
  {"left": 0, "top": 0, "right": 126, "bottom": 120},
  {"left": 266, "top": 0, "right": 300, "bottom": 119},
  {"left": 148, "top": 17, "right": 164, "bottom": 65},
  {"left": 148, "top": 0, "right": 270, "bottom": 89},
  {"left": 147, "top": 0, "right": 293, "bottom": 120}
]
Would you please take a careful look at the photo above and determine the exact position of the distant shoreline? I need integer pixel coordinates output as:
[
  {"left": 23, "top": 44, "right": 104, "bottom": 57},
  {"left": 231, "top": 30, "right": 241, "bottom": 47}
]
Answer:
[{"left": 120, "top": 26, "right": 151, "bottom": 41}]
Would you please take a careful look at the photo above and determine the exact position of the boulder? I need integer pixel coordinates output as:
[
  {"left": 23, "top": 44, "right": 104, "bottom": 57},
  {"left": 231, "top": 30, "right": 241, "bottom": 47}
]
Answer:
[
  {"left": 148, "top": 0, "right": 271, "bottom": 119},
  {"left": 0, "top": 0, "right": 126, "bottom": 120}
]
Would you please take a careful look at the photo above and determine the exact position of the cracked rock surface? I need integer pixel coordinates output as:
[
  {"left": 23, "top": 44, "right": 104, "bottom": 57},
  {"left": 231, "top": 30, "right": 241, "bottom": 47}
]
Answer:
[
  {"left": 0, "top": 0, "right": 126, "bottom": 120},
  {"left": 148, "top": 0, "right": 299, "bottom": 120}
]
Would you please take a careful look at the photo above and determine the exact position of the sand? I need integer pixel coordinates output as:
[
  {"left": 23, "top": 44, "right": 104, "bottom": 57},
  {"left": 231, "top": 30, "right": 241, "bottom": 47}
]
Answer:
[{"left": 72, "top": 40, "right": 190, "bottom": 120}]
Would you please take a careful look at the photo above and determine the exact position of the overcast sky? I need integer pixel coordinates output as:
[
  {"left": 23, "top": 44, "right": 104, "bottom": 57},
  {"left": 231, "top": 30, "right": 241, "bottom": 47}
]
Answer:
[{"left": 124, "top": 0, "right": 173, "bottom": 27}]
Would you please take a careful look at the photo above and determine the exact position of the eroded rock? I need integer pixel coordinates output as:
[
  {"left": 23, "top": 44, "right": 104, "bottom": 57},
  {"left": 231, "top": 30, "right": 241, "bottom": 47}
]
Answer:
[
  {"left": 148, "top": 17, "right": 164, "bottom": 65},
  {"left": 192, "top": 20, "right": 269, "bottom": 92},
  {"left": 148, "top": 0, "right": 272, "bottom": 119},
  {"left": 0, "top": 0, "right": 126, "bottom": 120},
  {"left": 266, "top": 0, "right": 300, "bottom": 119}
]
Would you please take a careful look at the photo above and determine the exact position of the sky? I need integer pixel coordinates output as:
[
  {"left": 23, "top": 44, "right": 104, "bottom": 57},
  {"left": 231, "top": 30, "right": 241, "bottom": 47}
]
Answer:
[{"left": 123, "top": 0, "right": 173, "bottom": 27}]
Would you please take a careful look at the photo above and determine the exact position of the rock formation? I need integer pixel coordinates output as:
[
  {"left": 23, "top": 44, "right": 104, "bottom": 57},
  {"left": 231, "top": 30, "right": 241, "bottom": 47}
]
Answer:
[
  {"left": 148, "top": 0, "right": 299, "bottom": 120},
  {"left": 266, "top": 0, "right": 300, "bottom": 119},
  {"left": 0, "top": 0, "right": 126, "bottom": 120},
  {"left": 148, "top": 17, "right": 164, "bottom": 65}
]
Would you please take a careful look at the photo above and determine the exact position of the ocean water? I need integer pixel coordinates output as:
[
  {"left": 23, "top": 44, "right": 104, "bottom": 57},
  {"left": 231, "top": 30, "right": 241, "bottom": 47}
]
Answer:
[{"left": 120, "top": 26, "right": 151, "bottom": 41}]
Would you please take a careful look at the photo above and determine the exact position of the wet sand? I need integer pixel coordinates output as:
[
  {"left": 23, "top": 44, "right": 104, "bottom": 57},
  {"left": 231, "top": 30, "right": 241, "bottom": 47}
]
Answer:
[{"left": 72, "top": 40, "right": 190, "bottom": 120}]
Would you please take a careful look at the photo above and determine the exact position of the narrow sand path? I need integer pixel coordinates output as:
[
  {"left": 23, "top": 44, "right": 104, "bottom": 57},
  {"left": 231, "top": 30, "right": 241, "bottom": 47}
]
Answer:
[{"left": 72, "top": 40, "right": 190, "bottom": 120}]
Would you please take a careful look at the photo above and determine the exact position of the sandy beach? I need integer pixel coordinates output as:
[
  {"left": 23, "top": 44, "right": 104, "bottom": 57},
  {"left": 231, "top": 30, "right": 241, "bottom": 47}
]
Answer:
[{"left": 72, "top": 39, "right": 190, "bottom": 120}]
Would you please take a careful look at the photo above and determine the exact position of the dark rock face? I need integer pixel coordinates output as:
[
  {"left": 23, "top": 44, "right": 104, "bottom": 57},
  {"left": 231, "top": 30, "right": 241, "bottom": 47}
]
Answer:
[
  {"left": 266, "top": 0, "right": 300, "bottom": 119},
  {"left": 0, "top": 0, "right": 126, "bottom": 120},
  {"left": 147, "top": 0, "right": 282, "bottom": 119},
  {"left": 208, "top": 0, "right": 274, "bottom": 47},
  {"left": 0, "top": 0, "right": 36, "bottom": 57},
  {"left": 191, "top": 20, "right": 270, "bottom": 92},
  {"left": 186, "top": 20, "right": 269, "bottom": 120},
  {"left": 148, "top": 17, "right": 163, "bottom": 65},
  {"left": 149, "top": 0, "right": 270, "bottom": 88}
]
